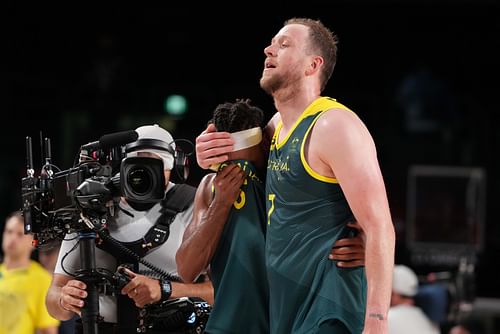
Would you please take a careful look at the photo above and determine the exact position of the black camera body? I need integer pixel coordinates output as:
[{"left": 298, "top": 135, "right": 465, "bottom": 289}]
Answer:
[
  {"left": 139, "top": 297, "right": 212, "bottom": 334},
  {"left": 21, "top": 131, "right": 166, "bottom": 247}
]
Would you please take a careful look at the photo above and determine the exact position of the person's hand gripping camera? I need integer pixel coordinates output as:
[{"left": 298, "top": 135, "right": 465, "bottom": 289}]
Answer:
[{"left": 119, "top": 268, "right": 172, "bottom": 308}]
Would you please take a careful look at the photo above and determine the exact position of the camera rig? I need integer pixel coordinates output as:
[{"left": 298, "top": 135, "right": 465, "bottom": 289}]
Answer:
[
  {"left": 21, "top": 130, "right": 165, "bottom": 245},
  {"left": 21, "top": 131, "right": 209, "bottom": 334}
]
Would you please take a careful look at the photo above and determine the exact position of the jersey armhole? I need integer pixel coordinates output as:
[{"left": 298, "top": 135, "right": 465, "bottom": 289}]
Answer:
[{"left": 300, "top": 111, "right": 339, "bottom": 184}]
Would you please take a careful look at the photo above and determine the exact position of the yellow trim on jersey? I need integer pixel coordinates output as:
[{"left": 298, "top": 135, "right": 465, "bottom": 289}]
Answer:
[
  {"left": 300, "top": 110, "right": 339, "bottom": 183},
  {"left": 273, "top": 97, "right": 351, "bottom": 149}
]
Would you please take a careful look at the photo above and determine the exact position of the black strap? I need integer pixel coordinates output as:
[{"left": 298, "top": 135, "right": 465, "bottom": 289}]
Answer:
[
  {"left": 160, "top": 183, "right": 196, "bottom": 216},
  {"left": 97, "top": 184, "right": 195, "bottom": 260},
  {"left": 138, "top": 184, "right": 196, "bottom": 255}
]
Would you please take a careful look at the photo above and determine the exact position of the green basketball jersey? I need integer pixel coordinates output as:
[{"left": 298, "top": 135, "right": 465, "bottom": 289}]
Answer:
[
  {"left": 265, "top": 97, "right": 367, "bottom": 334},
  {"left": 206, "top": 160, "right": 269, "bottom": 334}
]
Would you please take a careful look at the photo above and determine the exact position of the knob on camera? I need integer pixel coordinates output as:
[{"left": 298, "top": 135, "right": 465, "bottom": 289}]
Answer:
[{"left": 114, "top": 266, "right": 133, "bottom": 291}]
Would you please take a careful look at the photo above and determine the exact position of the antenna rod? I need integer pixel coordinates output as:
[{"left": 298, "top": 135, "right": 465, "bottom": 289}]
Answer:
[
  {"left": 26, "top": 136, "right": 34, "bottom": 177},
  {"left": 44, "top": 137, "right": 52, "bottom": 164},
  {"left": 39, "top": 131, "right": 44, "bottom": 167}
]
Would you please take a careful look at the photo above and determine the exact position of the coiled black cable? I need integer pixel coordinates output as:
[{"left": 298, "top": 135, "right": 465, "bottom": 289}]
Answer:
[{"left": 97, "top": 229, "right": 182, "bottom": 282}]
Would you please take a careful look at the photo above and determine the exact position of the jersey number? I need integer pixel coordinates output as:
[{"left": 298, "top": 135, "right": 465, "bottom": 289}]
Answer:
[
  {"left": 233, "top": 190, "right": 246, "bottom": 209},
  {"left": 267, "top": 193, "right": 276, "bottom": 225}
]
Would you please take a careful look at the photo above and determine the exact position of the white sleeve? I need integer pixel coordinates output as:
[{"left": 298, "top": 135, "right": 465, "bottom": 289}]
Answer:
[
  {"left": 54, "top": 232, "right": 117, "bottom": 276},
  {"left": 54, "top": 233, "right": 80, "bottom": 276}
]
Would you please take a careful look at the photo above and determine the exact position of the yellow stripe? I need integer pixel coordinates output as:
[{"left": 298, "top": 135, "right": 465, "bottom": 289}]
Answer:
[
  {"left": 300, "top": 110, "right": 338, "bottom": 183},
  {"left": 300, "top": 97, "right": 354, "bottom": 183},
  {"left": 272, "top": 121, "right": 283, "bottom": 149},
  {"left": 272, "top": 96, "right": 354, "bottom": 182},
  {"left": 274, "top": 97, "right": 350, "bottom": 149}
]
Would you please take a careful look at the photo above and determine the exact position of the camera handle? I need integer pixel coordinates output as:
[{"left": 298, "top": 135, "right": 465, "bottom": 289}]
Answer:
[{"left": 75, "top": 230, "right": 102, "bottom": 334}]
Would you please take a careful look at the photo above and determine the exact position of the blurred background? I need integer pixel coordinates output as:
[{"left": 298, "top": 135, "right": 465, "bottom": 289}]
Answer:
[{"left": 2, "top": 1, "right": 500, "bottom": 332}]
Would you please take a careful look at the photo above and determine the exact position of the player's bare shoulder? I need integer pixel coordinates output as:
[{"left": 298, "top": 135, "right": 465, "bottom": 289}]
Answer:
[
  {"left": 196, "top": 173, "right": 217, "bottom": 208},
  {"left": 314, "top": 107, "right": 358, "bottom": 135},
  {"left": 310, "top": 107, "right": 375, "bottom": 164}
]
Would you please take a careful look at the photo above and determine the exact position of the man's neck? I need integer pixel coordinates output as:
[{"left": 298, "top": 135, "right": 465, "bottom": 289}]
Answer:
[
  {"left": 273, "top": 85, "right": 320, "bottom": 129},
  {"left": 3, "top": 256, "right": 31, "bottom": 270}
]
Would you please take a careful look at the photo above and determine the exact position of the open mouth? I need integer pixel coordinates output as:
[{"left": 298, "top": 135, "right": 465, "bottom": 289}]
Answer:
[{"left": 264, "top": 59, "right": 276, "bottom": 70}]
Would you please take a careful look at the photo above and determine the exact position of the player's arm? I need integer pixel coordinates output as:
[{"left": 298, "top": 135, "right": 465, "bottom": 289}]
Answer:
[
  {"left": 329, "top": 221, "right": 366, "bottom": 267},
  {"left": 313, "top": 108, "right": 395, "bottom": 330},
  {"left": 176, "top": 164, "right": 245, "bottom": 282},
  {"left": 195, "top": 124, "right": 234, "bottom": 169},
  {"left": 196, "top": 112, "right": 281, "bottom": 170}
]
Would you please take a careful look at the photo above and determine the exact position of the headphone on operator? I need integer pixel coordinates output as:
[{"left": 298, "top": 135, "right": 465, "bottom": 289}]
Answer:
[{"left": 124, "top": 138, "right": 193, "bottom": 183}]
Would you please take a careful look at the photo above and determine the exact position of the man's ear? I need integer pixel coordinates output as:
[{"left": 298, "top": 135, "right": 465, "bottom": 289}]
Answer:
[{"left": 305, "top": 55, "right": 324, "bottom": 76}]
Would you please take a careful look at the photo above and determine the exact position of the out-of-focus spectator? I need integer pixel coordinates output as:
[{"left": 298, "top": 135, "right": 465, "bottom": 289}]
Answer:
[
  {"left": 389, "top": 264, "right": 440, "bottom": 334},
  {"left": 0, "top": 211, "right": 59, "bottom": 334}
]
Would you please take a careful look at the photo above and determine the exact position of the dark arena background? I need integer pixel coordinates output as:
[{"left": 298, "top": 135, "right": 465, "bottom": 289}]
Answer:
[{"left": 2, "top": 2, "right": 500, "bottom": 333}]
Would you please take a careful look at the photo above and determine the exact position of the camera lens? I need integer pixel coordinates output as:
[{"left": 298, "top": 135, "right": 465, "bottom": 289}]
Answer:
[
  {"left": 127, "top": 167, "right": 153, "bottom": 195},
  {"left": 121, "top": 156, "right": 165, "bottom": 202}
]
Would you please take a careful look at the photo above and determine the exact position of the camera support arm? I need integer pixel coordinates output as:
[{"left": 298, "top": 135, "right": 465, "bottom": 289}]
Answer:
[
  {"left": 76, "top": 230, "right": 100, "bottom": 334},
  {"left": 74, "top": 214, "right": 111, "bottom": 334}
]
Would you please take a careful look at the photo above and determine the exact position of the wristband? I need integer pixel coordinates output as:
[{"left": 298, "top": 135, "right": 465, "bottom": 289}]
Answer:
[{"left": 159, "top": 279, "right": 172, "bottom": 301}]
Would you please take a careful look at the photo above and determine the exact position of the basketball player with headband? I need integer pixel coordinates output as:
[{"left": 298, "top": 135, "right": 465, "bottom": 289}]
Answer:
[{"left": 176, "top": 99, "right": 365, "bottom": 333}]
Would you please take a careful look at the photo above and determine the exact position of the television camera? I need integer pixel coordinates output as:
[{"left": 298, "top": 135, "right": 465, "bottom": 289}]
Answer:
[
  {"left": 20, "top": 130, "right": 209, "bottom": 334},
  {"left": 21, "top": 130, "right": 168, "bottom": 246}
]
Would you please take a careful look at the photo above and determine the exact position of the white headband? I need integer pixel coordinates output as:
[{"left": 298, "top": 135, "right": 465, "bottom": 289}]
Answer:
[
  {"left": 231, "top": 127, "right": 262, "bottom": 151},
  {"left": 209, "top": 127, "right": 262, "bottom": 171}
]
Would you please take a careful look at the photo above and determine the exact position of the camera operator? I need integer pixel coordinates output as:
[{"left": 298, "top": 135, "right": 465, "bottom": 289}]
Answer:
[{"left": 45, "top": 124, "right": 213, "bottom": 334}]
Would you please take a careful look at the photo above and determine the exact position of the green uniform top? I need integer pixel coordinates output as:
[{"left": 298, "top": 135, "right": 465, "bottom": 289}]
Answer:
[
  {"left": 206, "top": 160, "right": 269, "bottom": 334},
  {"left": 265, "top": 97, "right": 366, "bottom": 334}
]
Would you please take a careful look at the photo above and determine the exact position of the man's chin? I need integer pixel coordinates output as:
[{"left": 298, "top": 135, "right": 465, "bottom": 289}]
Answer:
[{"left": 259, "top": 78, "right": 273, "bottom": 95}]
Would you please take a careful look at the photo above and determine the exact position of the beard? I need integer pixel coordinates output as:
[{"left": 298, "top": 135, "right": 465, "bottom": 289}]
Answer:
[
  {"left": 260, "top": 72, "right": 285, "bottom": 95},
  {"left": 260, "top": 67, "right": 301, "bottom": 96}
]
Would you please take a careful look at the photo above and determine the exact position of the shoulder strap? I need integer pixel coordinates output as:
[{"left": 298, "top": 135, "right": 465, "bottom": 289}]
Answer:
[
  {"left": 97, "top": 184, "right": 196, "bottom": 261},
  {"left": 136, "top": 184, "right": 195, "bottom": 253},
  {"left": 159, "top": 183, "right": 196, "bottom": 219}
]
